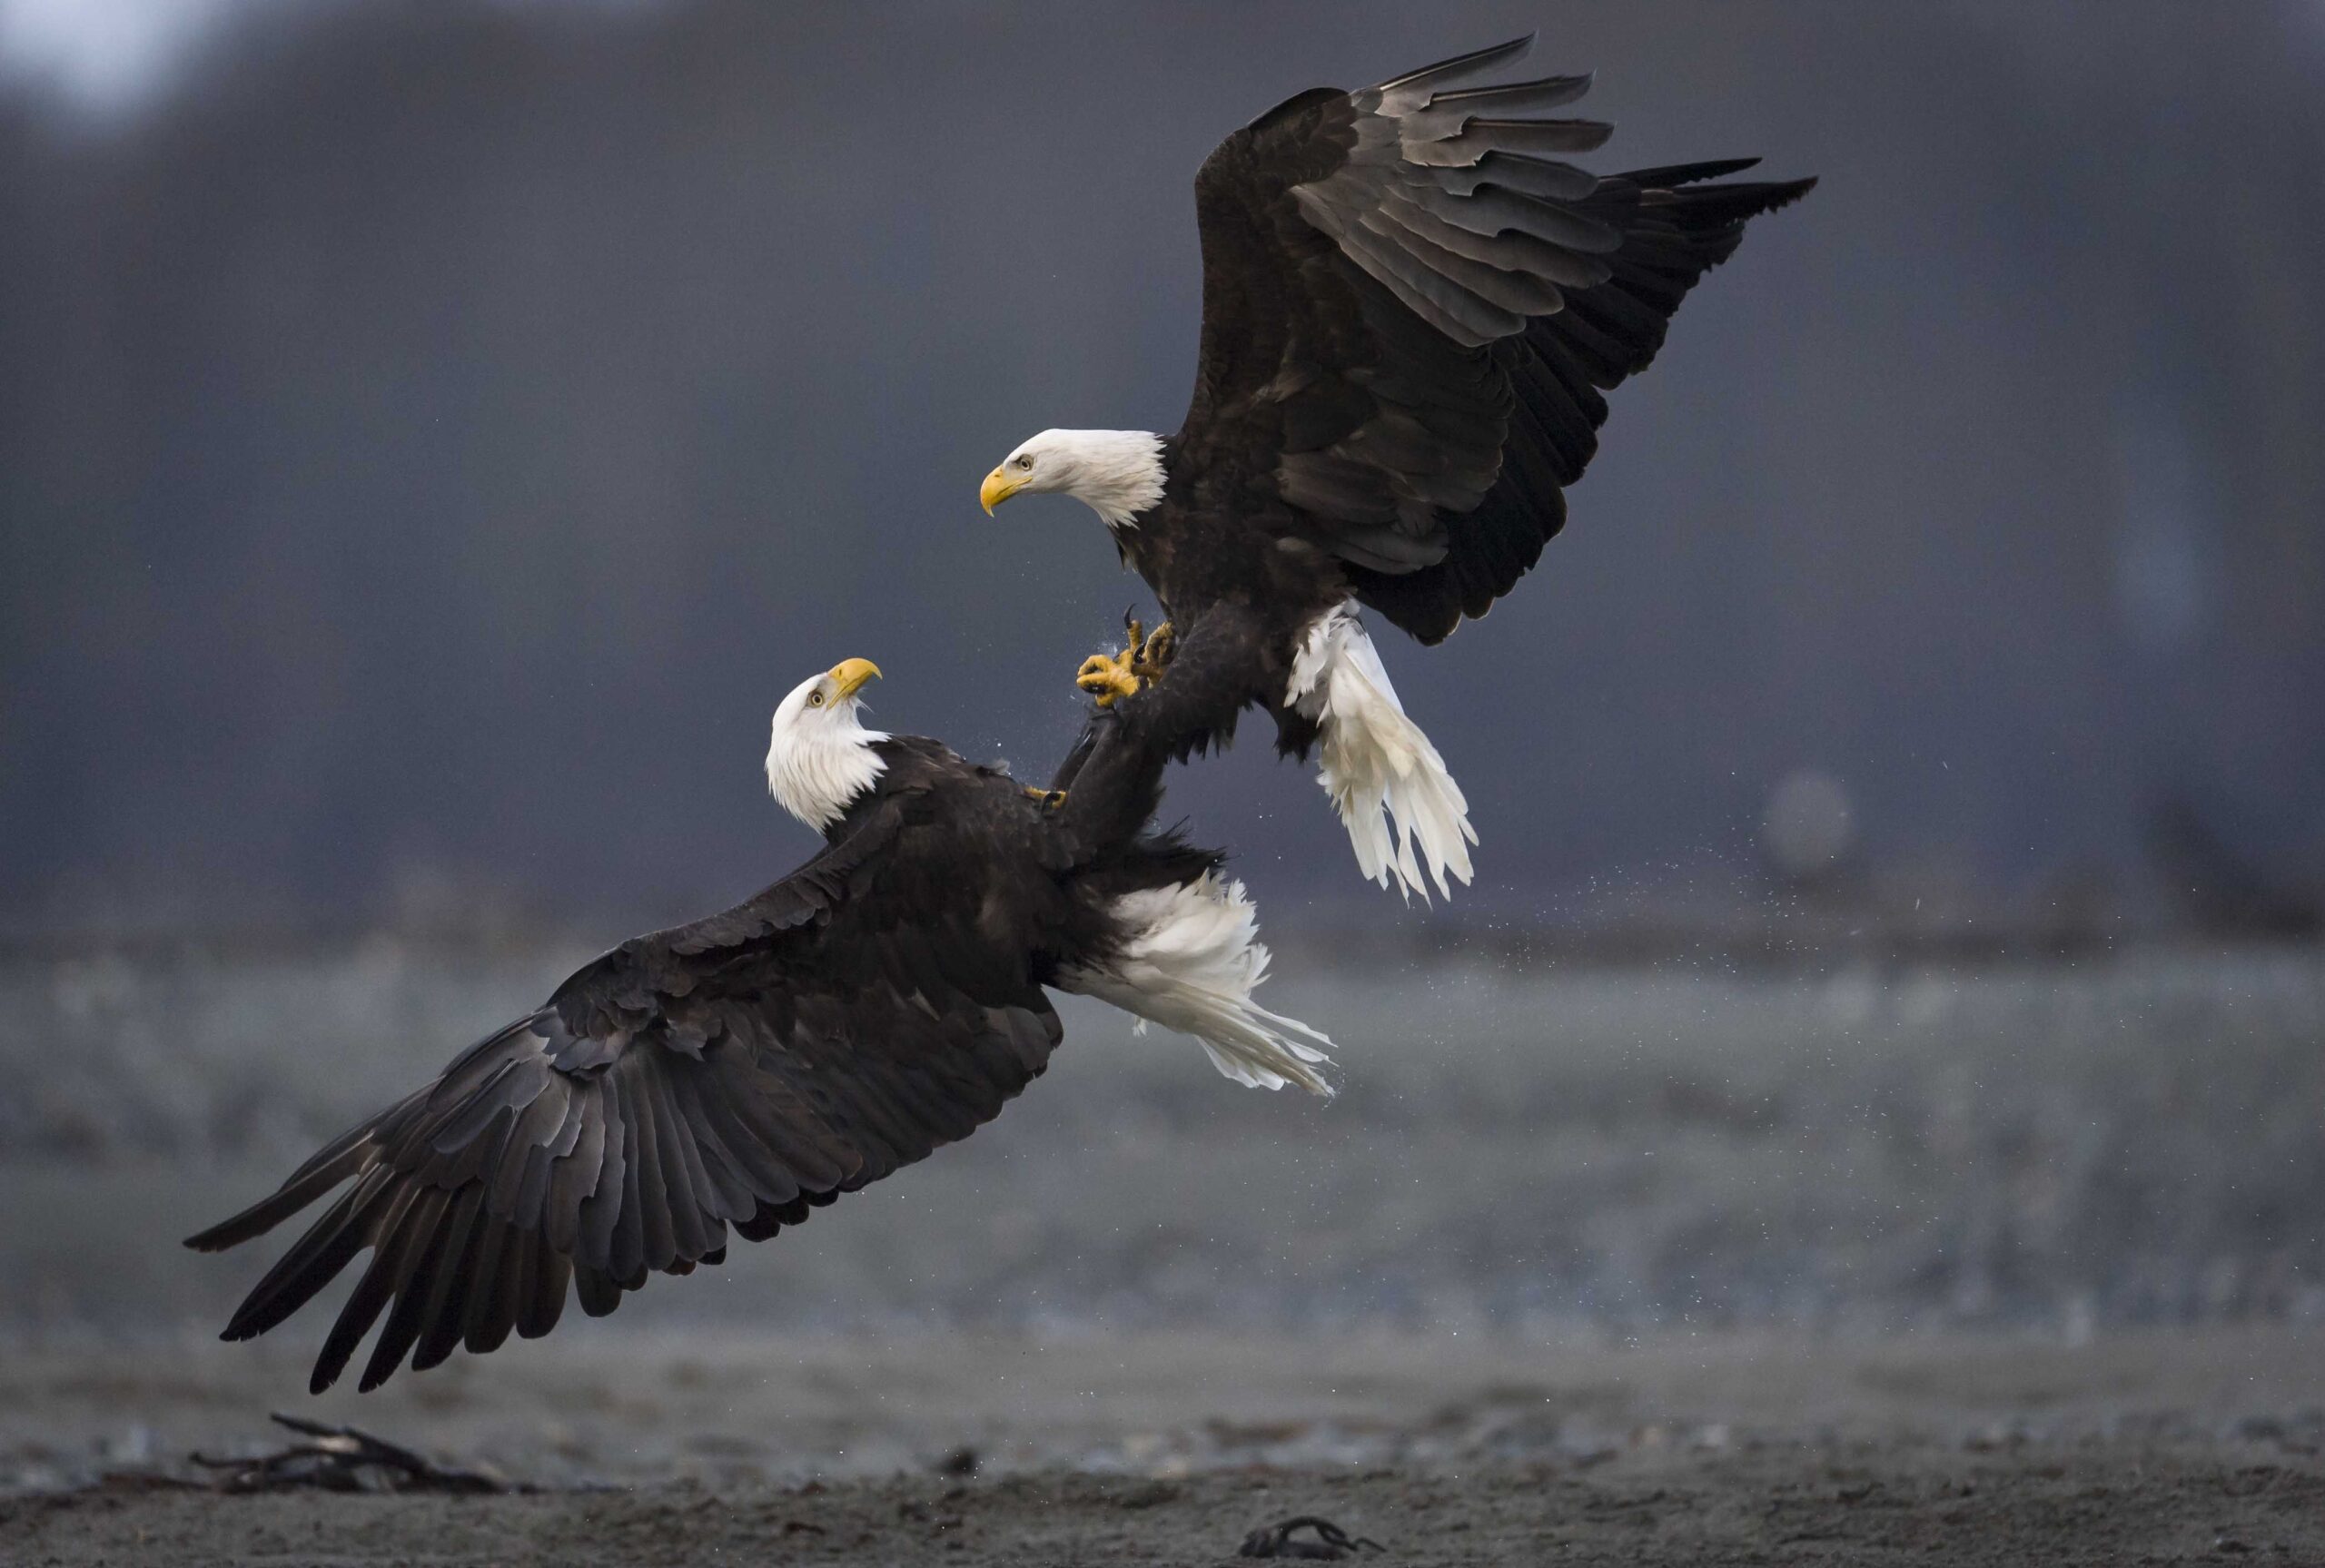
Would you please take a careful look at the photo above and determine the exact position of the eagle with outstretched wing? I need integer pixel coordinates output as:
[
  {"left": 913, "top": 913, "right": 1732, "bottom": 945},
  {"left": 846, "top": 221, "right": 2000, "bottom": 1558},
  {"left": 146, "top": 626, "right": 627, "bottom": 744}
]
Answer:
[
  {"left": 188, "top": 659, "right": 1330, "bottom": 1392},
  {"left": 981, "top": 37, "right": 1813, "bottom": 900}
]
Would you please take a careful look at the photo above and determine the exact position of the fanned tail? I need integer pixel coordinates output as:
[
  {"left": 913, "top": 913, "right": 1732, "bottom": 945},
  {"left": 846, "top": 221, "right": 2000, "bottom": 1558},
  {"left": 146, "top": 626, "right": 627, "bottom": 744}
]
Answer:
[
  {"left": 1289, "top": 603, "right": 1477, "bottom": 901},
  {"left": 1060, "top": 874, "right": 1335, "bottom": 1097}
]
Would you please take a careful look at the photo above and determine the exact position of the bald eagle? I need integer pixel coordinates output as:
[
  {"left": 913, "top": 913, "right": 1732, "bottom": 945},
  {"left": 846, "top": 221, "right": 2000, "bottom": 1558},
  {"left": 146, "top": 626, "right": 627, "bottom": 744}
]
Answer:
[
  {"left": 186, "top": 658, "right": 1330, "bottom": 1393},
  {"left": 981, "top": 37, "right": 1814, "bottom": 900}
]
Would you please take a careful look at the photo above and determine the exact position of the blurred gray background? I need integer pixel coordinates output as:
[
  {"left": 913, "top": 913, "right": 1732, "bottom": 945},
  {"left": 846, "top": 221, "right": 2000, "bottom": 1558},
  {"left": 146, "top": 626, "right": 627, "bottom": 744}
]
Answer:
[
  {"left": 5, "top": 0, "right": 2320, "bottom": 942},
  {"left": 5, "top": 12, "right": 2325, "bottom": 1481}
]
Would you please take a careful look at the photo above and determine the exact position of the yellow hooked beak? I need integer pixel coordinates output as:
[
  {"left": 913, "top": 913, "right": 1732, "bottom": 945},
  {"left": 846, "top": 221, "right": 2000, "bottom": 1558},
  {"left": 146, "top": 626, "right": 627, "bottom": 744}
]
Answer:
[
  {"left": 979, "top": 465, "right": 1024, "bottom": 515},
  {"left": 826, "top": 657, "right": 882, "bottom": 699}
]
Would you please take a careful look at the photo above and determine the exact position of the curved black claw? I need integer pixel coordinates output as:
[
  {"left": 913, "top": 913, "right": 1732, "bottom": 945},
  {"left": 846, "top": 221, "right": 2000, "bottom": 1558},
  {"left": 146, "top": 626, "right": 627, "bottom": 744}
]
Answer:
[{"left": 1023, "top": 786, "right": 1068, "bottom": 809}]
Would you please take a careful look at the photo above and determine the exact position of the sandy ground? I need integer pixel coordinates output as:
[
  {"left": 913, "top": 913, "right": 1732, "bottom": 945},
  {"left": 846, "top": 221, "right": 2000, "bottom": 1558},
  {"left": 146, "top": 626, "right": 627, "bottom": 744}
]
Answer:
[
  {"left": 9, "top": 944, "right": 2325, "bottom": 1560},
  {"left": 6, "top": 1326, "right": 2325, "bottom": 1563},
  {"left": 14, "top": 1445, "right": 2325, "bottom": 1566}
]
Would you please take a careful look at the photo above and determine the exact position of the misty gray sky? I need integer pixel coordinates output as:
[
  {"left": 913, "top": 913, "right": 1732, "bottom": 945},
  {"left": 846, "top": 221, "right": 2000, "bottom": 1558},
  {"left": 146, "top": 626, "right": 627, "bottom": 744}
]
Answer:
[
  {"left": 3, "top": 1, "right": 2320, "bottom": 939},
  {"left": 0, "top": 0, "right": 293, "bottom": 105}
]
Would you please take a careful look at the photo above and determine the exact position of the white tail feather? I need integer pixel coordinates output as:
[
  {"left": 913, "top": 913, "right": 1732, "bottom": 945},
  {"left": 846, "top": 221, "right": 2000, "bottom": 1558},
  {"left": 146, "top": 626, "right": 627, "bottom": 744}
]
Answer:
[
  {"left": 1058, "top": 875, "right": 1335, "bottom": 1097},
  {"left": 1288, "top": 603, "right": 1478, "bottom": 902}
]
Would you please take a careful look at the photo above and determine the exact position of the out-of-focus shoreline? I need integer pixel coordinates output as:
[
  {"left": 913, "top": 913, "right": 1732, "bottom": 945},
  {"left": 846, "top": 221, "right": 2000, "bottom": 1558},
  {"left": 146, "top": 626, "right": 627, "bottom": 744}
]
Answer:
[
  {"left": 7, "top": 943, "right": 2324, "bottom": 1342},
  {"left": 3, "top": 909, "right": 2318, "bottom": 973}
]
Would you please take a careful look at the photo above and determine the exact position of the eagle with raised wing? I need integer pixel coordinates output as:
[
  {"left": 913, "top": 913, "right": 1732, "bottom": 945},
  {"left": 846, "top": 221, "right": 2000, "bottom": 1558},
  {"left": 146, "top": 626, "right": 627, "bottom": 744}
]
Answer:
[{"left": 981, "top": 37, "right": 1813, "bottom": 900}]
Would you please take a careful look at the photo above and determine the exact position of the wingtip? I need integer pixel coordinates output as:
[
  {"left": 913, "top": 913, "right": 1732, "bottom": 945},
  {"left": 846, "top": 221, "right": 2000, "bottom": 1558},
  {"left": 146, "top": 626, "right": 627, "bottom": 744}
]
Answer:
[
  {"left": 1736, "top": 172, "right": 1819, "bottom": 215},
  {"left": 1373, "top": 34, "right": 1537, "bottom": 95},
  {"left": 1466, "top": 32, "right": 1538, "bottom": 65},
  {"left": 1755, "top": 174, "right": 1819, "bottom": 216}
]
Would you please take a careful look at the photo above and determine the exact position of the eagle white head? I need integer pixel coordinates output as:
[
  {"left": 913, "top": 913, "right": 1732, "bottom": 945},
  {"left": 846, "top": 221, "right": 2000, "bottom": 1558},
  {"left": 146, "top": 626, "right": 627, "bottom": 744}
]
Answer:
[
  {"left": 980, "top": 429, "right": 1166, "bottom": 530},
  {"left": 765, "top": 657, "right": 888, "bottom": 832}
]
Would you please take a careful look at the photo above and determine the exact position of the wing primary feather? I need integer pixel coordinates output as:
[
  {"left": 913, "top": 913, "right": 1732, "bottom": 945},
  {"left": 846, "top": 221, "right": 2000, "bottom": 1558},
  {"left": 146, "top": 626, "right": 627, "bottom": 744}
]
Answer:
[
  {"left": 1619, "top": 157, "right": 1764, "bottom": 188},
  {"left": 409, "top": 1186, "right": 487, "bottom": 1372},
  {"left": 1297, "top": 187, "right": 1510, "bottom": 345},
  {"left": 1420, "top": 70, "right": 1594, "bottom": 112},
  {"left": 505, "top": 1228, "right": 542, "bottom": 1346},
  {"left": 579, "top": 1078, "right": 629, "bottom": 1272},
  {"left": 608, "top": 1074, "right": 650, "bottom": 1285},
  {"left": 1440, "top": 152, "right": 1599, "bottom": 203},
  {"left": 1358, "top": 207, "right": 1569, "bottom": 317},
  {"left": 1399, "top": 73, "right": 1595, "bottom": 140},
  {"left": 183, "top": 1136, "right": 373, "bottom": 1252},
  {"left": 308, "top": 1182, "right": 428, "bottom": 1394},
  {"left": 355, "top": 1186, "right": 456, "bottom": 1392},
  {"left": 574, "top": 1263, "right": 623, "bottom": 1318},
  {"left": 1405, "top": 182, "right": 1623, "bottom": 254},
  {"left": 486, "top": 1088, "right": 564, "bottom": 1219},
  {"left": 459, "top": 1213, "right": 515, "bottom": 1353},
  {"left": 466, "top": 1234, "right": 522, "bottom": 1356},
  {"left": 219, "top": 1167, "right": 391, "bottom": 1341},
  {"left": 1405, "top": 118, "right": 1614, "bottom": 165},
  {"left": 546, "top": 1082, "right": 608, "bottom": 1257},
  {"left": 519, "top": 1247, "right": 571, "bottom": 1340},
  {"left": 1371, "top": 35, "right": 1535, "bottom": 106},
  {"left": 623, "top": 1065, "right": 680, "bottom": 1272},
  {"left": 643, "top": 1065, "right": 710, "bottom": 1262},
  {"left": 694, "top": 1071, "right": 806, "bottom": 1204},
  {"left": 668, "top": 1057, "right": 761, "bottom": 1216}
]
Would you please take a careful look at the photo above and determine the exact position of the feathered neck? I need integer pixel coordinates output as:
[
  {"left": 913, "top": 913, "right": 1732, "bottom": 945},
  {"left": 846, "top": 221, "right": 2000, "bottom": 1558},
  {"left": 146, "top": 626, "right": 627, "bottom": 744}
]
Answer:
[
  {"left": 1054, "top": 429, "right": 1166, "bottom": 529},
  {"left": 766, "top": 712, "right": 887, "bottom": 833}
]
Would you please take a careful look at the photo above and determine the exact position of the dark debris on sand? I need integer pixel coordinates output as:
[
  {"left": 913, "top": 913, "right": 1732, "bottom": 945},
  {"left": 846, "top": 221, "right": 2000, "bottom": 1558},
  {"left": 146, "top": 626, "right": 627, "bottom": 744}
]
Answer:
[
  {"left": 190, "top": 1412, "right": 523, "bottom": 1494},
  {"left": 1238, "top": 1514, "right": 1385, "bottom": 1558}
]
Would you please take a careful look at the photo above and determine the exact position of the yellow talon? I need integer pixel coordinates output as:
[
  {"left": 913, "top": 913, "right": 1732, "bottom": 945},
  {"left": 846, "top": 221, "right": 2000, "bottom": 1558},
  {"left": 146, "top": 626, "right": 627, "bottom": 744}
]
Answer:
[
  {"left": 1076, "top": 651, "right": 1141, "bottom": 707},
  {"left": 1023, "top": 786, "right": 1067, "bottom": 808},
  {"left": 1075, "top": 616, "right": 1158, "bottom": 708},
  {"left": 1074, "top": 616, "right": 1171, "bottom": 708}
]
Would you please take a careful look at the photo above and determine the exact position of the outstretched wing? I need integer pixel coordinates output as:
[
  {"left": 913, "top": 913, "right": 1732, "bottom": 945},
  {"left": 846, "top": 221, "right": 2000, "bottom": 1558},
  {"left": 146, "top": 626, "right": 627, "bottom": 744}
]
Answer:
[
  {"left": 185, "top": 802, "right": 1062, "bottom": 1392},
  {"left": 1175, "top": 36, "right": 1815, "bottom": 641}
]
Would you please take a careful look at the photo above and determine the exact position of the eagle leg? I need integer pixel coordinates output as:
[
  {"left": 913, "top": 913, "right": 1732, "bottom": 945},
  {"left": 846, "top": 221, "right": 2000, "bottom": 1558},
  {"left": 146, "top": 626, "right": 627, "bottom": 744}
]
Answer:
[
  {"left": 1023, "top": 786, "right": 1068, "bottom": 808},
  {"left": 1130, "top": 620, "right": 1175, "bottom": 681}
]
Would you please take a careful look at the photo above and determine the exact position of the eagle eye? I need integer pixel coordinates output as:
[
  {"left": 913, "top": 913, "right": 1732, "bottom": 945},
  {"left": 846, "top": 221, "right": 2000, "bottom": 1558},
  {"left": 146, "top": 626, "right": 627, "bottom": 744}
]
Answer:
[
  {"left": 1014, "top": 454, "right": 1034, "bottom": 470},
  {"left": 807, "top": 690, "right": 826, "bottom": 707}
]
